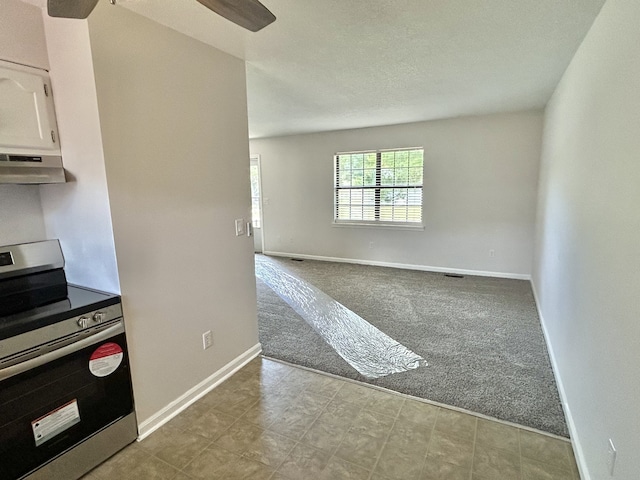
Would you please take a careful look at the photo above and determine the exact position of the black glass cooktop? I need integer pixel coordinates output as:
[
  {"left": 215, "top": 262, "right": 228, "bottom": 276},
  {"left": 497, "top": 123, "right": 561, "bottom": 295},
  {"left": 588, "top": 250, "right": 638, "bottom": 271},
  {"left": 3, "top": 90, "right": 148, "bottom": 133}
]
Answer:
[{"left": 0, "top": 285, "right": 120, "bottom": 341}]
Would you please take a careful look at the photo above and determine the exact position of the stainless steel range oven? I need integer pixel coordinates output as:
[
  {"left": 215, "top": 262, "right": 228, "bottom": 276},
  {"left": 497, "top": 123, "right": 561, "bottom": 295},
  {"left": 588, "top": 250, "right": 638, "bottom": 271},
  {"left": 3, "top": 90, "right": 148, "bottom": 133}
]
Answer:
[{"left": 0, "top": 240, "right": 137, "bottom": 480}]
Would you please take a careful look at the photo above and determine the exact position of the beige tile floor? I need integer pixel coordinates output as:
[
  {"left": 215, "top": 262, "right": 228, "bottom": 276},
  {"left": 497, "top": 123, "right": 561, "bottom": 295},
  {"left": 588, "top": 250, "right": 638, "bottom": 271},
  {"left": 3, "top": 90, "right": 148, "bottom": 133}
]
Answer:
[{"left": 83, "top": 357, "right": 581, "bottom": 480}]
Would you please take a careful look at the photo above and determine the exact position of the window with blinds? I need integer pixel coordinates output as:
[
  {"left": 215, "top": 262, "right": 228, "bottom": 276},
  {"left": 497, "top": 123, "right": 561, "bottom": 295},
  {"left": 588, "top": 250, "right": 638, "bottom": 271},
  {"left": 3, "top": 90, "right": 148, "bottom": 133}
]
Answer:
[
  {"left": 250, "top": 161, "right": 261, "bottom": 228},
  {"left": 334, "top": 148, "right": 424, "bottom": 225}
]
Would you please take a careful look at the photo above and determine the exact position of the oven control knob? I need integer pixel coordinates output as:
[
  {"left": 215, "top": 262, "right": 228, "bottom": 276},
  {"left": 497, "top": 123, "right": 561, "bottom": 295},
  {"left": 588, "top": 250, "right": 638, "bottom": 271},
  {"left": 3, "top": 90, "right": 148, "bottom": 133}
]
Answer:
[
  {"left": 77, "top": 316, "right": 90, "bottom": 329},
  {"left": 93, "top": 311, "right": 105, "bottom": 323}
]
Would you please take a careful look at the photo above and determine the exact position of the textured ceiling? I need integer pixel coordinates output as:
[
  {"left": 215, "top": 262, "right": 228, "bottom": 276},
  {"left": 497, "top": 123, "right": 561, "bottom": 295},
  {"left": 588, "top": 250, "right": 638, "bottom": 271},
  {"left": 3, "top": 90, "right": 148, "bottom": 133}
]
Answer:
[{"left": 32, "top": 0, "right": 607, "bottom": 138}]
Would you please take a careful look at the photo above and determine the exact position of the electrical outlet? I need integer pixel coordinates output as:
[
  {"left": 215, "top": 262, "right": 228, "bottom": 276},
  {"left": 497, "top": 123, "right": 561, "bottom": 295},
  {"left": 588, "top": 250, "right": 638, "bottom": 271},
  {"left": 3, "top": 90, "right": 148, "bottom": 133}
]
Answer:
[
  {"left": 202, "top": 331, "right": 213, "bottom": 350},
  {"left": 607, "top": 438, "right": 617, "bottom": 476},
  {"left": 489, "top": 249, "right": 495, "bottom": 257},
  {"left": 369, "top": 242, "right": 374, "bottom": 249}
]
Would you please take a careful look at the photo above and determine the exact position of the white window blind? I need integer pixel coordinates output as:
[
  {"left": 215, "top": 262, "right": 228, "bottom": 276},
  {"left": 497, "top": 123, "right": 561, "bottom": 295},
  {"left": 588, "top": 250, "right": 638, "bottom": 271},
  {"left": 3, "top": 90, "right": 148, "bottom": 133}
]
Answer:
[
  {"left": 250, "top": 162, "right": 261, "bottom": 228},
  {"left": 334, "top": 148, "right": 424, "bottom": 225}
]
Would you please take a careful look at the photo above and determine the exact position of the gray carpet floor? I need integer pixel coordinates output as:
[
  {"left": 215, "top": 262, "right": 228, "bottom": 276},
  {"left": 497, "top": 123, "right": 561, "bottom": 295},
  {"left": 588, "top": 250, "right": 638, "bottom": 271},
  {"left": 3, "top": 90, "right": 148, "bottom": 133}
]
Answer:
[{"left": 256, "top": 255, "right": 568, "bottom": 438}]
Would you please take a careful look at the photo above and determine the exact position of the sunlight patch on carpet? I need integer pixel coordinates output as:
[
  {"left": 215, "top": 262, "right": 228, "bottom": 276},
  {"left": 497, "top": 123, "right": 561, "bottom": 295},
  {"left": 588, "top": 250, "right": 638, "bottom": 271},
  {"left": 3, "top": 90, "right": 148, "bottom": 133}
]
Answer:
[{"left": 255, "top": 256, "right": 427, "bottom": 379}]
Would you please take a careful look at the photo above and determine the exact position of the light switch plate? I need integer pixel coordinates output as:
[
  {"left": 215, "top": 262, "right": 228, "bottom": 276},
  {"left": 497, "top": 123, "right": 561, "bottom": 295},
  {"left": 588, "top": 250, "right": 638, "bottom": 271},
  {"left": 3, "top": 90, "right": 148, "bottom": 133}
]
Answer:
[{"left": 235, "top": 218, "right": 245, "bottom": 236}]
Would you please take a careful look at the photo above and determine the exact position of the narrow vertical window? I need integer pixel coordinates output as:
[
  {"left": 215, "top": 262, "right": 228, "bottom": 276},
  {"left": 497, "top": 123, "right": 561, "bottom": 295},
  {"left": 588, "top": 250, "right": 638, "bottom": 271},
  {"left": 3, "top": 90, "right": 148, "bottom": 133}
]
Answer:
[{"left": 250, "top": 159, "right": 262, "bottom": 228}]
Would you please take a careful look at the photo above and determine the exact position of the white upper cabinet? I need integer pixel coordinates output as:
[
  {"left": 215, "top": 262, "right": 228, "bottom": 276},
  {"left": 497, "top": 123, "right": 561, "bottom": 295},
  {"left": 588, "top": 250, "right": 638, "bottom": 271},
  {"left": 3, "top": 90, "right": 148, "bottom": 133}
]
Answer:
[{"left": 0, "top": 60, "right": 60, "bottom": 154}]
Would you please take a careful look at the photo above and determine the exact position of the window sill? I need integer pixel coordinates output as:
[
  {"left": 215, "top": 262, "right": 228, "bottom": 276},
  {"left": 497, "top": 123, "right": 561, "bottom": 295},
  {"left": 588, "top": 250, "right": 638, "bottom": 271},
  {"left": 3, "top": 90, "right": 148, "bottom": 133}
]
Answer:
[{"left": 332, "top": 221, "right": 425, "bottom": 231}]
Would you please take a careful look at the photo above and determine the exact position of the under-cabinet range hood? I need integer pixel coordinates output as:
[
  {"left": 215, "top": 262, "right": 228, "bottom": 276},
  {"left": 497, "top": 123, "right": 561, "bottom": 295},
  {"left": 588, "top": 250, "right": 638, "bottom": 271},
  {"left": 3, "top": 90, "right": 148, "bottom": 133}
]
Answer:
[{"left": 0, "top": 154, "right": 66, "bottom": 184}]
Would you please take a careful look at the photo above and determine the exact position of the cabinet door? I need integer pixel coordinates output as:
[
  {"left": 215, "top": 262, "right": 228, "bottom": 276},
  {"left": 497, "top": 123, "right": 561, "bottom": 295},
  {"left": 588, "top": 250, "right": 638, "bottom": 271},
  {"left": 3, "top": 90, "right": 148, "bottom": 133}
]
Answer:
[{"left": 0, "top": 64, "right": 57, "bottom": 151}]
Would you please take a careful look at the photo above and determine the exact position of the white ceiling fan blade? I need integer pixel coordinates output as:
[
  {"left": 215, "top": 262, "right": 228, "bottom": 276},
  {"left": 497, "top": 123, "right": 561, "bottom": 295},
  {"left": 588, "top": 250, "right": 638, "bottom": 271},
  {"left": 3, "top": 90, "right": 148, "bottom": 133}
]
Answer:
[{"left": 196, "top": 0, "right": 276, "bottom": 32}]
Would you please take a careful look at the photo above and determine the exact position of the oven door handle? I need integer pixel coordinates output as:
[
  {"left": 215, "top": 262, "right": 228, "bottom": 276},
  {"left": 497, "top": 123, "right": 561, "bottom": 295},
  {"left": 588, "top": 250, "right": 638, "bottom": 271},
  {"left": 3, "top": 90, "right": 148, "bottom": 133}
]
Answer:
[{"left": 0, "top": 323, "right": 125, "bottom": 381}]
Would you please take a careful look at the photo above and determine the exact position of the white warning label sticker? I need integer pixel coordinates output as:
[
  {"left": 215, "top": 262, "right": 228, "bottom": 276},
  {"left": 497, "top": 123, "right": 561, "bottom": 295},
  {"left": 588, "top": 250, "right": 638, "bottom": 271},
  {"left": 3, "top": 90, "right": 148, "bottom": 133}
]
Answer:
[
  {"left": 89, "top": 342, "right": 124, "bottom": 377},
  {"left": 32, "top": 399, "right": 80, "bottom": 447}
]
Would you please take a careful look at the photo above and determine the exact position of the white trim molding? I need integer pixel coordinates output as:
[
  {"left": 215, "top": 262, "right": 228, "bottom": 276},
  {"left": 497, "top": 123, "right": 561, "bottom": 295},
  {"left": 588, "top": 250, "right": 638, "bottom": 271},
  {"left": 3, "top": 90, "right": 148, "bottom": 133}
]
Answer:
[
  {"left": 136, "top": 343, "right": 262, "bottom": 440},
  {"left": 530, "top": 281, "right": 590, "bottom": 480},
  {"left": 262, "top": 251, "right": 531, "bottom": 280}
]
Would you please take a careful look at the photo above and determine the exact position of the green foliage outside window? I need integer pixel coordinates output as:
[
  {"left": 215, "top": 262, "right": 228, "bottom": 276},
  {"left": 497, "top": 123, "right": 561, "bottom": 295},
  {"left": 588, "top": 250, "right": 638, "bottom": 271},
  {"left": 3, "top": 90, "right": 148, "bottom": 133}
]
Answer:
[{"left": 334, "top": 148, "right": 424, "bottom": 224}]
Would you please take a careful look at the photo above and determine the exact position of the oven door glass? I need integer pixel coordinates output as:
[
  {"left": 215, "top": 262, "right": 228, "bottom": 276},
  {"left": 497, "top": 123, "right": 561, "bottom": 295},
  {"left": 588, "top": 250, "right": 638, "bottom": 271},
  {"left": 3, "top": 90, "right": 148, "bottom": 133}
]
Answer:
[{"left": 0, "top": 331, "right": 134, "bottom": 480}]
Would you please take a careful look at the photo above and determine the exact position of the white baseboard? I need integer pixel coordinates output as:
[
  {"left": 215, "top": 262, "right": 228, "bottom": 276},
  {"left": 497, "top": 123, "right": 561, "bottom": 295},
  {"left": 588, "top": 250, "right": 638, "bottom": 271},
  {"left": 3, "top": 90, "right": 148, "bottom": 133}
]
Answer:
[
  {"left": 136, "top": 343, "right": 262, "bottom": 440},
  {"left": 262, "top": 251, "right": 531, "bottom": 280},
  {"left": 530, "top": 281, "right": 589, "bottom": 480}
]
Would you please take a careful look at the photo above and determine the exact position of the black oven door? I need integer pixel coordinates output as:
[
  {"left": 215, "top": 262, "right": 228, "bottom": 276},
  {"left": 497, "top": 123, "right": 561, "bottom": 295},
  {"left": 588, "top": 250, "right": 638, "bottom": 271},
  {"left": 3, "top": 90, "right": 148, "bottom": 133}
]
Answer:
[{"left": 0, "top": 323, "right": 135, "bottom": 480}]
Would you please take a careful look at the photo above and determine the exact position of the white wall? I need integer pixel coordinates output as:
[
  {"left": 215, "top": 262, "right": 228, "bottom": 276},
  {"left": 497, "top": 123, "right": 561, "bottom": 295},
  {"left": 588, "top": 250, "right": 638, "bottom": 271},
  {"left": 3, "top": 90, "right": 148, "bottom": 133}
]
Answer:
[
  {"left": 39, "top": 16, "right": 120, "bottom": 293},
  {"left": 87, "top": 3, "right": 258, "bottom": 425},
  {"left": 251, "top": 111, "right": 542, "bottom": 277},
  {"left": 0, "top": 0, "right": 49, "bottom": 70},
  {"left": 0, "top": 0, "right": 48, "bottom": 248},
  {"left": 533, "top": 0, "right": 640, "bottom": 478},
  {"left": 0, "top": 185, "right": 46, "bottom": 246}
]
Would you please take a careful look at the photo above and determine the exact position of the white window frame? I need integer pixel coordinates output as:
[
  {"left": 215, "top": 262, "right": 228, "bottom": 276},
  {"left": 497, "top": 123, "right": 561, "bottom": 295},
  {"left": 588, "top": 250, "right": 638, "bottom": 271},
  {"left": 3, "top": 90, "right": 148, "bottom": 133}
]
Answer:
[
  {"left": 333, "top": 147, "right": 424, "bottom": 228},
  {"left": 250, "top": 155, "right": 262, "bottom": 229}
]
